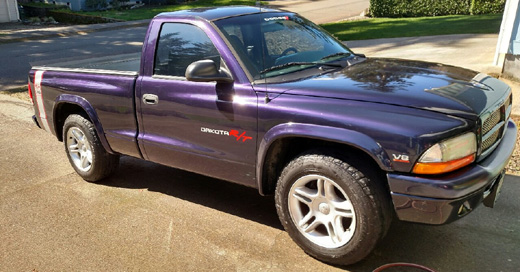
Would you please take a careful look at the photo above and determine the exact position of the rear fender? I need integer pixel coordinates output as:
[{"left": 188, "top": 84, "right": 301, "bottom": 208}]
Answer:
[{"left": 53, "top": 94, "right": 114, "bottom": 154}]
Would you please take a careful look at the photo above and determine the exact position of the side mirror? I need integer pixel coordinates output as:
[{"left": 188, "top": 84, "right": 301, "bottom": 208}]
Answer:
[{"left": 185, "top": 60, "right": 233, "bottom": 83}]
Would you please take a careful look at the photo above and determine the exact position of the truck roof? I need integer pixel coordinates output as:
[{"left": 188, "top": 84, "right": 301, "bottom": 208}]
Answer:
[{"left": 154, "top": 5, "right": 286, "bottom": 21}]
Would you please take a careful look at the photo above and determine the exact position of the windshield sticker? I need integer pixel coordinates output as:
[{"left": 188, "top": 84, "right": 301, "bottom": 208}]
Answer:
[
  {"left": 201, "top": 127, "right": 253, "bottom": 142},
  {"left": 264, "top": 16, "right": 289, "bottom": 22}
]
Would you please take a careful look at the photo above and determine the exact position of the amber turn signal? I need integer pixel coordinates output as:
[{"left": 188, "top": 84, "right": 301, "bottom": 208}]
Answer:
[{"left": 412, "top": 153, "right": 476, "bottom": 175}]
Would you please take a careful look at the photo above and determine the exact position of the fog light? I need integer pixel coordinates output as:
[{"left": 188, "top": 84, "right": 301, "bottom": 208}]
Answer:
[{"left": 458, "top": 201, "right": 472, "bottom": 216}]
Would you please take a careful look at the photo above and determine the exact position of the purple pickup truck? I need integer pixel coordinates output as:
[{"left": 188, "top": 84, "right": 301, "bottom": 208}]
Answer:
[{"left": 28, "top": 6, "right": 516, "bottom": 265}]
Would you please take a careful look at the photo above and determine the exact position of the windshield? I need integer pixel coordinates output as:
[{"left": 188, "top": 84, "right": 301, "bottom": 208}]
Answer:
[{"left": 214, "top": 13, "right": 353, "bottom": 80}]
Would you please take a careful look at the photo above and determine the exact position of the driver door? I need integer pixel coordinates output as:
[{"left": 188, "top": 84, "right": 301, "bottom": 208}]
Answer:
[{"left": 136, "top": 22, "right": 258, "bottom": 187}]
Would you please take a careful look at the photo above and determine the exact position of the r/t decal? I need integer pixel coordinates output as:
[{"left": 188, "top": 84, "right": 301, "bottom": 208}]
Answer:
[{"left": 230, "top": 130, "right": 253, "bottom": 142}]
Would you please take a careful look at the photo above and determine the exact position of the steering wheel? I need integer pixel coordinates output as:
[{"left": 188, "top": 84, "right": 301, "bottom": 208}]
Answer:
[{"left": 280, "top": 47, "right": 298, "bottom": 56}]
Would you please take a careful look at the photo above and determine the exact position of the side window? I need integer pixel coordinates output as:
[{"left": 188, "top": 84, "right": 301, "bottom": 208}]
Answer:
[
  {"left": 154, "top": 23, "right": 220, "bottom": 77},
  {"left": 221, "top": 25, "right": 244, "bottom": 44}
]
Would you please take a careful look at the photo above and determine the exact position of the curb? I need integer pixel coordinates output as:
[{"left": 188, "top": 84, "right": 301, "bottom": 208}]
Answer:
[{"left": 0, "top": 19, "right": 151, "bottom": 44}]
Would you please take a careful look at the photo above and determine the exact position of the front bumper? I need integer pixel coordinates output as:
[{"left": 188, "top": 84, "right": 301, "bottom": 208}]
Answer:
[{"left": 387, "top": 119, "right": 517, "bottom": 225}]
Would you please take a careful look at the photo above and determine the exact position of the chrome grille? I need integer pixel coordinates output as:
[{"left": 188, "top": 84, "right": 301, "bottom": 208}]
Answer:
[
  {"left": 482, "top": 129, "right": 501, "bottom": 151},
  {"left": 482, "top": 109, "right": 500, "bottom": 135},
  {"left": 479, "top": 94, "right": 512, "bottom": 157}
]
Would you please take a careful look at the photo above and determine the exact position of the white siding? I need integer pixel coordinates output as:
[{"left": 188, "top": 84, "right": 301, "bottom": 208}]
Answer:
[
  {"left": 0, "top": 0, "right": 8, "bottom": 22},
  {"left": 494, "top": 0, "right": 520, "bottom": 66},
  {"left": 0, "top": 0, "right": 20, "bottom": 23}
]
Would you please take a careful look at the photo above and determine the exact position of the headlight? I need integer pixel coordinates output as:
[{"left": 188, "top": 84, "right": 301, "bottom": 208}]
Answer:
[{"left": 412, "top": 132, "right": 477, "bottom": 174}]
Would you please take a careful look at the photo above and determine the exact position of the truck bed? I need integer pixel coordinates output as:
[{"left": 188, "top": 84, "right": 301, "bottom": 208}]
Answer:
[
  {"left": 30, "top": 52, "right": 142, "bottom": 159},
  {"left": 32, "top": 53, "right": 140, "bottom": 75}
]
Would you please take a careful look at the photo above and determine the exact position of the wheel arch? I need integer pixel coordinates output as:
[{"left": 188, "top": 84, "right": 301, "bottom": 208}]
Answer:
[
  {"left": 257, "top": 123, "right": 392, "bottom": 195},
  {"left": 53, "top": 94, "right": 114, "bottom": 154}
]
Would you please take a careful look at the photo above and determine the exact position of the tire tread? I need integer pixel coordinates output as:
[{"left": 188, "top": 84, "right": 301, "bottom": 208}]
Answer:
[
  {"left": 275, "top": 151, "right": 391, "bottom": 265},
  {"left": 63, "top": 114, "right": 119, "bottom": 182}
]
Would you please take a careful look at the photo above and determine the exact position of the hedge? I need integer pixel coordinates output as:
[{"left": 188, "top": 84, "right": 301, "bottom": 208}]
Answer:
[
  {"left": 370, "top": 0, "right": 506, "bottom": 17},
  {"left": 49, "top": 11, "right": 123, "bottom": 24},
  {"left": 470, "top": 0, "right": 506, "bottom": 14},
  {"left": 21, "top": 4, "right": 122, "bottom": 24},
  {"left": 21, "top": 4, "right": 67, "bottom": 18}
]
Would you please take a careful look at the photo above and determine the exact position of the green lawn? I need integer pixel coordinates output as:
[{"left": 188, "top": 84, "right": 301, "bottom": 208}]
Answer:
[
  {"left": 80, "top": 0, "right": 258, "bottom": 21},
  {"left": 78, "top": 0, "right": 503, "bottom": 41},
  {"left": 321, "top": 14, "right": 503, "bottom": 41}
]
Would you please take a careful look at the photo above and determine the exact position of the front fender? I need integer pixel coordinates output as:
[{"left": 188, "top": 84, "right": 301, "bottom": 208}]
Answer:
[
  {"left": 53, "top": 94, "right": 114, "bottom": 154},
  {"left": 256, "top": 123, "right": 392, "bottom": 192}
]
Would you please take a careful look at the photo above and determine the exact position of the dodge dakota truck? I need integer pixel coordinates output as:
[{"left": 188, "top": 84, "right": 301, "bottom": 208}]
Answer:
[{"left": 28, "top": 6, "right": 517, "bottom": 265}]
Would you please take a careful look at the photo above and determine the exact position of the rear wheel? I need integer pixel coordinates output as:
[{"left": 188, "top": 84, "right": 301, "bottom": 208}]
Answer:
[
  {"left": 275, "top": 152, "right": 390, "bottom": 265},
  {"left": 63, "top": 114, "right": 119, "bottom": 182}
]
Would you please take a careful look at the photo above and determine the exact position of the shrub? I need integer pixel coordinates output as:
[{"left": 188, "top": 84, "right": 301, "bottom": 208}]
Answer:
[
  {"left": 111, "top": 0, "right": 121, "bottom": 9},
  {"left": 470, "top": 0, "right": 506, "bottom": 15},
  {"left": 370, "top": 0, "right": 505, "bottom": 17},
  {"left": 29, "top": 17, "right": 41, "bottom": 24},
  {"left": 86, "top": 0, "right": 108, "bottom": 10},
  {"left": 49, "top": 10, "right": 123, "bottom": 24},
  {"left": 21, "top": 3, "right": 67, "bottom": 18}
]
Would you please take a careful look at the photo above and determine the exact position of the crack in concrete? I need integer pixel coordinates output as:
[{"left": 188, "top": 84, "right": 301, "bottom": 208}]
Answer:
[{"left": 267, "top": 230, "right": 286, "bottom": 271}]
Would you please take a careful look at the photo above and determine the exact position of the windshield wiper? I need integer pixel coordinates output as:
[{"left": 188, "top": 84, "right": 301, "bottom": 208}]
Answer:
[
  {"left": 320, "top": 52, "right": 351, "bottom": 61},
  {"left": 259, "top": 61, "right": 342, "bottom": 74}
]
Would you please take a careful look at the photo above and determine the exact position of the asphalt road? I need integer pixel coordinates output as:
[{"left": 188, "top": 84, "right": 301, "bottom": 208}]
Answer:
[
  {"left": 0, "top": 26, "right": 147, "bottom": 90},
  {"left": 1, "top": 94, "right": 519, "bottom": 271}
]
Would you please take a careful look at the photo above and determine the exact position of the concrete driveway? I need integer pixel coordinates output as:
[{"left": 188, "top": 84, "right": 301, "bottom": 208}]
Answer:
[{"left": 1, "top": 92, "right": 520, "bottom": 271}]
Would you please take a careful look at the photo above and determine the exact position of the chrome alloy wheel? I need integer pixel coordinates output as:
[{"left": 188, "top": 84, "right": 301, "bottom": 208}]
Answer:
[
  {"left": 66, "top": 127, "right": 93, "bottom": 172},
  {"left": 288, "top": 174, "right": 356, "bottom": 249}
]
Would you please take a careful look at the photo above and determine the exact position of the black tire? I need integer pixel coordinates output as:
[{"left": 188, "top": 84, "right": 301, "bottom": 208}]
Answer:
[
  {"left": 63, "top": 114, "right": 119, "bottom": 182},
  {"left": 274, "top": 152, "right": 390, "bottom": 266}
]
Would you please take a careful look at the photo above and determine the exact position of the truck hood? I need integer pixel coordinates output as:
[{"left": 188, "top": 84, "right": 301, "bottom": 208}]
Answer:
[{"left": 264, "top": 58, "right": 511, "bottom": 120}]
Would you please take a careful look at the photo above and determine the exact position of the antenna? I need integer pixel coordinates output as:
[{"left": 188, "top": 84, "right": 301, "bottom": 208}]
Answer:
[
  {"left": 264, "top": 92, "right": 271, "bottom": 104},
  {"left": 257, "top": 0, "right": 269, "bottom": 103}
]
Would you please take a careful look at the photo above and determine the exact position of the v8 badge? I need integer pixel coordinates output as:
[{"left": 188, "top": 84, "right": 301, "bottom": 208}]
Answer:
[{"left": 392, "top": 154, "right": 410, "bottom": 163}]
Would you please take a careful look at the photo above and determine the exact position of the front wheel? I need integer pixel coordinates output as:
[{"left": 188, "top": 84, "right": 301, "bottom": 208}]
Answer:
[
  {"left": 275, "top": 152, "right": 390, "bottom": 265},
  {"left": 63, "top": 114, "right": 119, "bottom": 182}
]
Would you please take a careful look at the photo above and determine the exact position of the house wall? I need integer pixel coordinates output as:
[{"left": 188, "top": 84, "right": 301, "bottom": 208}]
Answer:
[
  {"left": 495, "top": 0, "right": 520, "bottom": 81},
  {"left": 0, "top": 0, "right": 20, "bottom": 23},
  {"left": 503, "top": 3, "right": 520, "bottom": 80}
]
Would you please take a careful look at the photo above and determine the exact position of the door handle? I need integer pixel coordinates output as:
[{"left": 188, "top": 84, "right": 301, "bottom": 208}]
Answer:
[{"left": 143, "top": 94, "right": 159, "bottom": 105}]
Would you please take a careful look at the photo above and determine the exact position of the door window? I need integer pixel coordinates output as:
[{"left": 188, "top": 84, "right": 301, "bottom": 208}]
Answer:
[{"left": 154, "top": 23, "right": 220, "bottom": 77}]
